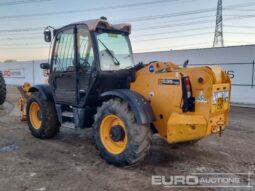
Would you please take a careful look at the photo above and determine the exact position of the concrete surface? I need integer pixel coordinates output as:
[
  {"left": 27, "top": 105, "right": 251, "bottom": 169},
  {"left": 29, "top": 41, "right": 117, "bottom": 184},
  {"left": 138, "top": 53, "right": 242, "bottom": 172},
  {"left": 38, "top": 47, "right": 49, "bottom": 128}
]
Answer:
[{"left": 0, "top": 86, "right": 254, "bottom": 191}]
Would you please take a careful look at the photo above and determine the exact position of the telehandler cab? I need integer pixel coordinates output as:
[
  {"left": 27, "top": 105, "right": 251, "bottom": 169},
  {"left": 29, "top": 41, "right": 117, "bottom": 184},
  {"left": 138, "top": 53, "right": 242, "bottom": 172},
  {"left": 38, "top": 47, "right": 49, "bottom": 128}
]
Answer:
[{"left": 26, "top": 17, "right": 231, "bottom": 166}]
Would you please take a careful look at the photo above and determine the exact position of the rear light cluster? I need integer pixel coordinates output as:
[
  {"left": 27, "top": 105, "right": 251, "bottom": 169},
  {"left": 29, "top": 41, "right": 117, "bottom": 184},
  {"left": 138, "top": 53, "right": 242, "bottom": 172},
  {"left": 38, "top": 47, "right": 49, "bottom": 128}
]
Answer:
[
  {"left": 182, "top": 76, "right": 195, "bottom": 112},
  {"left": 185, "top": 77, "right": 192, "bottom": 98}
]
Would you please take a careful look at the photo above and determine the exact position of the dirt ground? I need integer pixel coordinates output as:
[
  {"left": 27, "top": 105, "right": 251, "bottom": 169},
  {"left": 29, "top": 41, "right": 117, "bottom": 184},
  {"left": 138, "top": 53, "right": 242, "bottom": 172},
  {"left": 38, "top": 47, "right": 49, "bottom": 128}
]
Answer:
[{"left": 0, "top": 86, "right": 254, "bottom": 191}]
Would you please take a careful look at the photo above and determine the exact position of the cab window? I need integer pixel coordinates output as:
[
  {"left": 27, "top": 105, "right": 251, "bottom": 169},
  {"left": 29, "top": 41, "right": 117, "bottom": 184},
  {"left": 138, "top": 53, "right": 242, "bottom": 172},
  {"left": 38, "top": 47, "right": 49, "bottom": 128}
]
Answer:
[
  {"left": 52, "top": 28, "right": 75, "bottom": 72},
  {"left": 77, "top": 26, "right": 94, "bottom": 71},
  {"left": 96, "top": 31, "right": 134, "bottom": 71}
]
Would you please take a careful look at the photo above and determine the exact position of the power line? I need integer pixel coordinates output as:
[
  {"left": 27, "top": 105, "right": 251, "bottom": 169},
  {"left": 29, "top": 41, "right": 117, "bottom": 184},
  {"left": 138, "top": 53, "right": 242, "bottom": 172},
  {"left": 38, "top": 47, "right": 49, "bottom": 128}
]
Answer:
[
  {"left": 0, "top": 0, "right": 183, "bottom": 20},
  {"left": 0, "top": 16, "right": 254, "bottom": 43},
  {"left": 133, "top": 26, "right": 213, "bottom": 37},
  {"left": 0, "top": 14, "right": 215, "bottom": 35},
  {"left": 0, "top": 15, "right": 254, "bottom": 44},
  {"left": 116, "top": 2, "right": 255, "bottom": 24},
  {"left": 224, "top": 8, "right": 255, "bottom": 12},
  {"left": 132, "top": 32, "right": 213, "bottom": 42},
  {"left": 0, "top": 32, "right": 42, "bottom": 36},
  {"left": 225, "top": 40, "right": 255, "bottom": 44},
  {"left": 118, "top": 9, "right": 216, "bottom": 23},
  {"left": 0, "top": 36, "right": 42, "bottom": 41},
  {"left": 0, "top": 26, "right": 213, "bottom": 42},
  {"left": 135, "top": 19, "right": 214, "bottom": 31},
  {"left": 0, "top": 27, "right": 42, "bottom": 33},
  {"left": 0, "top": 46, "right": 48, "bottom": 49},
  {"left": 4, "top": 14, "right": 249, "bottom": 34},
  {"left": 0, "top": 0, "right": 52, "bottom": 6},
  {"left": 0, "top": 42, "right": 45, "bottom": 46},
  {"left": 1, "top": 2, "right": 255, "bottom": 49},
  {"left": 134, "top": 42, "right": 212, "bottom": 52},
  {"left": 225, "top": 25, "right": 255, "bottom": 29},
  {"left": 2, "top": 29, "right": 252, "bottom": 42},
  {"left": 1, "top": 1, "right": 255, "bottom": 21},
  {"left": 132, "top": 14, "right": 215, "bottom": 28},
  {"left": 225, "top": 32, "right": 255, "bottom": 35},
  {"left": 0, "top": 15, "right": 215, "bottom": 36},
  {"left": 135, "top": 15, "right": 255, "bottom": 31},
  {"left": 0, "top": 32, "right": 213, "bottom": 47},
  {"left": 1, "top": 2, "right": 255, "bottom": 34}
]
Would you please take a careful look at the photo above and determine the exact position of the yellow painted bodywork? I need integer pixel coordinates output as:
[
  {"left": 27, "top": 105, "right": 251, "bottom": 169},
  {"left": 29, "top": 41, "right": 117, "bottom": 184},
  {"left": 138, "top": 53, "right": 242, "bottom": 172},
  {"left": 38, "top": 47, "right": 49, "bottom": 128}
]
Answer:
[
  {"left": 131, "top": 61, "right": 231, "bottom": 143},
  {"left": 17, "top": 82, "right": 31, "bottom": 121},
  {"left": 100, "top": 114, "right": 128, "bottom": 154},
  {"left": 29, "top": 102, "right": 42, "bottom": 129}
]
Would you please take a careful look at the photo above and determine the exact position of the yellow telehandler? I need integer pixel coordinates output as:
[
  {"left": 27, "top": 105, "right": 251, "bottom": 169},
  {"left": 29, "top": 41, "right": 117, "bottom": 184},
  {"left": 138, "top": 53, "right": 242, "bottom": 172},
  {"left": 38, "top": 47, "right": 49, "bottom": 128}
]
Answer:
[{"left": 22, "top": 17, "right": 231, "bottom": 166}]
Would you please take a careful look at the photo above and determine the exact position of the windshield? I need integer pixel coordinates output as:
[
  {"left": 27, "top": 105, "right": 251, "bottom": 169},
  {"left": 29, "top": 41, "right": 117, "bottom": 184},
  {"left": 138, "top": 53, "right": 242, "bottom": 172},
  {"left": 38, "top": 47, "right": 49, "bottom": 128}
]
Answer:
[{"left": 96, "top": 31, "right": 134, "bottom": 71}]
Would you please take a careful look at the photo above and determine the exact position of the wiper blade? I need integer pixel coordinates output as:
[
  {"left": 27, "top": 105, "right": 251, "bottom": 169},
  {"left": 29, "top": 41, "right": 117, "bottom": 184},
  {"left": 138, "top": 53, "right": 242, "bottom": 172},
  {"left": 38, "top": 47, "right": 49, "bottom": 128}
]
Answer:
[{"left": 98, "top": 39, "right": 120, "bottom": 65}]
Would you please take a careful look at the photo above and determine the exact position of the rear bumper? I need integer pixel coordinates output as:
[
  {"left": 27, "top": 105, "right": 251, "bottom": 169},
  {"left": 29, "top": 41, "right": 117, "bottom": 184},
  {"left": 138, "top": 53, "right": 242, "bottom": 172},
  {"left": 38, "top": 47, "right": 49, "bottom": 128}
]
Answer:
[{"left": 166, "top": 112, "right": 227, "bottom": 143}]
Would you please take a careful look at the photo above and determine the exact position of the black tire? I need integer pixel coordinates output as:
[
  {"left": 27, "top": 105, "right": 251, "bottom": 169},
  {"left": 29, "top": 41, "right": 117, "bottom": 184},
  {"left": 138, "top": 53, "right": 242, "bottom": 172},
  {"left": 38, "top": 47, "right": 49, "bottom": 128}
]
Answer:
[
  {"left": 93, "top": 99, "right": 152, "bottom": 166},
  {"left": 0, "top": 72, "right": 6, "bottom": 105},
  {"left": 26, "top": 92, "right": 60, "bottom": 139}
]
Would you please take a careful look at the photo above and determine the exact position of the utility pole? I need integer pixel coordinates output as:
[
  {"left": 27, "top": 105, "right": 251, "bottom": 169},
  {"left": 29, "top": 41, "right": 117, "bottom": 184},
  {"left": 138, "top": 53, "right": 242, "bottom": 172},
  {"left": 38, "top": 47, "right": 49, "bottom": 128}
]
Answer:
[{"left": 213, "top": 0, "right": 224, "bottom": 47}]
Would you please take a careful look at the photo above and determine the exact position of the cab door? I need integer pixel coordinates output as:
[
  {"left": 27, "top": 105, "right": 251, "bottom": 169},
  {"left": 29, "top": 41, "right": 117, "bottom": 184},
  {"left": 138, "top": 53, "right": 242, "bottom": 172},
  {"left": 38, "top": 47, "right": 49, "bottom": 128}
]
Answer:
[
  {"left": 76, "top": 25, "right": 95, "bottom": 105},
  {"left": 49, "top": 26, "right": 77, "bottom": 105}
]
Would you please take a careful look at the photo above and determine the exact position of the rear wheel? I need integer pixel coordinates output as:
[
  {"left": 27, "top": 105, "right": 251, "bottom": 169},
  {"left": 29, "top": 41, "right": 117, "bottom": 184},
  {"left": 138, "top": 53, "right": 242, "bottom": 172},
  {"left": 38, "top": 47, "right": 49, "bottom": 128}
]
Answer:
[
  {"left": 93, "top": 99, "right": 152, "bottom": 166},
  {"left": 0, "top": 72, "right": 6, "bottom": 105},
  {"left": 26, "top": 92, "right": 60, "bottom": 139}
]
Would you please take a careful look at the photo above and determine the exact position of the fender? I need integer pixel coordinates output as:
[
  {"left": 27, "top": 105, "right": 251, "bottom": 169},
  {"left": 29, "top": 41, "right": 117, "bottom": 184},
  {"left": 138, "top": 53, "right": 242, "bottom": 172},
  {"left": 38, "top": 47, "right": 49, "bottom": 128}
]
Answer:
[
  {"left": 101, "top": 89, "right": 155, "bottom": 125},
  {"left": 29, "top": 84, "right": 54, "bottom": 101}
]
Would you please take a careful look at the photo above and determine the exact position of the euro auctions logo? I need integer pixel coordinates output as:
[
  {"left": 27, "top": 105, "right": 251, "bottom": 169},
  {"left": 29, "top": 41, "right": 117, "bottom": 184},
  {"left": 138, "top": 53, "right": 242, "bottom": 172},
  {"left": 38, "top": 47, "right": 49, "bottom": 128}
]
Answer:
[
  {"left": 152, "top": 175, "right": 199, "bottom": 186},
  {"left": 151, "top": 173, "right": 253, "bottom": 188}
]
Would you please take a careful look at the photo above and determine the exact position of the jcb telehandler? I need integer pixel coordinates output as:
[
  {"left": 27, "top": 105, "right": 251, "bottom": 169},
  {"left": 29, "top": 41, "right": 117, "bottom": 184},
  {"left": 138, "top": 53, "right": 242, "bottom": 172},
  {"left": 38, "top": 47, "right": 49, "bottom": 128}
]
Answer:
[{"left": 26, "top": 17, "right": 231, "bottom": 166}]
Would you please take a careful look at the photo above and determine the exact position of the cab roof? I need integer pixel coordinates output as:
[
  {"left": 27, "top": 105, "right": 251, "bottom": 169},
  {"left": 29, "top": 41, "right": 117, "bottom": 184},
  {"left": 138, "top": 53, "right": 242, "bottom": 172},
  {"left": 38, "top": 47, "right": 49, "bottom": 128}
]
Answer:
[{"left": 57, "top": 18, "right": 131, "bottom": 34}]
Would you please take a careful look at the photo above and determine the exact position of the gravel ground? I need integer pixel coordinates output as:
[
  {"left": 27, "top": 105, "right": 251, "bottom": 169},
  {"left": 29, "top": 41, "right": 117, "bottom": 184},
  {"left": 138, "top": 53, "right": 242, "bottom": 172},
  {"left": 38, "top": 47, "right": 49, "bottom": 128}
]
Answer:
[{"left": 0, "top": 86, "right": 254, "bottom": 191}]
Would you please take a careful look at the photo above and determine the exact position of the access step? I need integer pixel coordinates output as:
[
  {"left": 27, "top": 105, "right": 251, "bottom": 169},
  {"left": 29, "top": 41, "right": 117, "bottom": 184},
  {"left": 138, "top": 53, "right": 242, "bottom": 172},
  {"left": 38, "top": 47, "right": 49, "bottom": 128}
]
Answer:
[
  {"left": 62, "top": 122, "right": 76, "bottom": 129},
  {"left": 62, "top": 111, "right": 74, "bottom": 118}
]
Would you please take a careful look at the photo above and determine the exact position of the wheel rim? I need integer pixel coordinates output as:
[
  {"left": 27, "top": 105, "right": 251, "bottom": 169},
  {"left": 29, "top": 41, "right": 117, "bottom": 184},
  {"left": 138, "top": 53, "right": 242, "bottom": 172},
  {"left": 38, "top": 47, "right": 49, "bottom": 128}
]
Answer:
[
  {"left": 29, "top": 102, "right": 42, "bottom": 129},
  {"left": 100, "top": 114, "right": 128, "bottom": 154}
]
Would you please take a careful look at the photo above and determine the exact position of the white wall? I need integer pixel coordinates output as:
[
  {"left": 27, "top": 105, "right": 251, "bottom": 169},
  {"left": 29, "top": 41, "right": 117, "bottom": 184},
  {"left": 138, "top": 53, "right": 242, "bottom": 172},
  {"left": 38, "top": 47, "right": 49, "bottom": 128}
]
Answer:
[
  {"left": 134, "top": 45, "right": 255, "bottom": 105},
  {"left": 0, "top": 45, "right": 254, "bottom": 105},
  {"left": 134, "top": 45, "right": 255, "bottom": 64},
  {"left": 0, "top": 60, "right": 48, "bottom": 86}
]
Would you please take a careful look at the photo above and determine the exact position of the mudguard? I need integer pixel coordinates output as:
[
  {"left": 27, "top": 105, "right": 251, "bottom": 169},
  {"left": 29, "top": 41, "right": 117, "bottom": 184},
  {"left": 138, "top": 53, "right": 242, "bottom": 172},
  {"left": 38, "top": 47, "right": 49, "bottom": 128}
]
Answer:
[
  {"left": 101, "top": 89, "right": 155, "bottom": 125},
  {"left": 29, "top": 84, "right": 54, "bottom": 101}
]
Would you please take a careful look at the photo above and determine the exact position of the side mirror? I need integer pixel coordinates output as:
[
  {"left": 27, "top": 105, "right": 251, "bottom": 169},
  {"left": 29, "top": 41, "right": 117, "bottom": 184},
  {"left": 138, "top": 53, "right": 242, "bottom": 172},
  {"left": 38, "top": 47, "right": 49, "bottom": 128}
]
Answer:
[
  {"left": 40, "top": 63, "right": 50, "bottom": 69},
  {"left": 44, "top": 30, "right": 52, "bottom": 42}
]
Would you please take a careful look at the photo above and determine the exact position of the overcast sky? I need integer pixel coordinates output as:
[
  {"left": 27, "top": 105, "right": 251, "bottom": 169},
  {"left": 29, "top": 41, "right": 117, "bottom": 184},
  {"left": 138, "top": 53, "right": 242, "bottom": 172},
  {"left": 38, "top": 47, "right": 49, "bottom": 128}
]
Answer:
[{"left": 0, "top": 0, "right": 255, "bottom": 61}]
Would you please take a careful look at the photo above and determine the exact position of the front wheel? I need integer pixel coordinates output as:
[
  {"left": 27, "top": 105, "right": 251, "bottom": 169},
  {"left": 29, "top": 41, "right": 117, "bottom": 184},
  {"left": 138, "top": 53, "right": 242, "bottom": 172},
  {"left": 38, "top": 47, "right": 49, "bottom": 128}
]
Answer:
[
  {"left": 26, "top": 92, "right": 60, "bottom": 139},
  {"left": 93, "top": 99, "right": 152, "bottom": 166}
]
